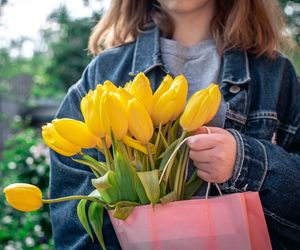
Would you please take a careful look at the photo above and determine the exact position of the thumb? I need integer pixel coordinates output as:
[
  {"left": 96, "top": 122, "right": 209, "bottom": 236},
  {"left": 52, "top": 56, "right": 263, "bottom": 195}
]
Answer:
[{"left": 193, "top": 126, "right": 226, "bottom": 135}]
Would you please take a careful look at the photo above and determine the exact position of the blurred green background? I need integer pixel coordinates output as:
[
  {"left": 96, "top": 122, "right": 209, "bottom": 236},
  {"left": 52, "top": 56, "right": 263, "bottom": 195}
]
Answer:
[{"left": 0, "top": 0, "right": 299, "bottom": 249}]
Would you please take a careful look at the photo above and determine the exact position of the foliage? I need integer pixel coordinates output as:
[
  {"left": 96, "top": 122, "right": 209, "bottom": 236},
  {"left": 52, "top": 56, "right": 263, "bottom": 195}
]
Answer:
[
  {"left": 41, "top": 6, "right": 102, "bottom": 91},
  {"left": 0, "top": 119, "right": 53, "bottom": 250},
  {"left": 279, "top": 0, "right": 300, "bottom": 44}
]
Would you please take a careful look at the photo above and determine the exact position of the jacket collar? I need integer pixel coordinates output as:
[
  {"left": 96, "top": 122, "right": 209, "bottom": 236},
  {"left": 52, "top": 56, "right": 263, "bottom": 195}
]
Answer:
[
  {"left": 221, "top": 49, "right": 251, "bottom": 85},
  {"left": 130, "top": 24, "right": 251, "bottom": 85},
  {"left": 129, "top": 23, "right": 165, "bottom": 76}
]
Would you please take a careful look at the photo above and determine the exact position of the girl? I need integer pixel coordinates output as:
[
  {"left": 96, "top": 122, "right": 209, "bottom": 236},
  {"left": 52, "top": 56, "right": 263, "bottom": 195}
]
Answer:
[{"left": 50, "top": 0, "right": 300, "bottom": 249}]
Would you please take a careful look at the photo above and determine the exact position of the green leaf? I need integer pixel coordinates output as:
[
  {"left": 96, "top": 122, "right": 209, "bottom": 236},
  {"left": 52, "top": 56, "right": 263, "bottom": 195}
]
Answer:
[
  {"left": 72, "top": 154, "right": 109, "bottom": 177},
  {"left": 169, "top": 118, "right": 180, "bottom": 144},
  {"left": 115, "top": 152, "right": 139, "bottom": 202},
  {"left": 92, "top": 171, "right": 119, "bottom": 203},
  {"left": 160, "top": 191, "right": 177, "bottom": 205},
  {"left": 72, "top": 158, "right": 100, "bottom": 177},
  {"left": 174, "top": 144, "right": 189, "bottom": 199},
  {"left": 113, "top": 205, "right": 135, "bottom": 220},
  {"left": 135, "top": 175, "right": 150, "bottom": 205},
  {"left": 183, "top": 171, "right": 204, "bottom": 200},
  {"left": 158, "top": 138, "right": 179, "bottom": 166},
  {"left": 77, "top": 199, "right": 94, "bottom": 242},
  {"left": 137, "top": 170, "right": 160, "bottom": 206},
  {"left": 88, "top": 202, "right": 107, "bottom": 250},
  {"left": 113, "top": 201, "right": 141, "bottom": 207}
]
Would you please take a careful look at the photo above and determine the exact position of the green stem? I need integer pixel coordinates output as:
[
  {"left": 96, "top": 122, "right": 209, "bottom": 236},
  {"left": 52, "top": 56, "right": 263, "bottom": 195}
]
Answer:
[
  {"left": 159, "top": 130, "right": 188, "bottom": 184},
  {"left": 176, "top": 145, "right": 189, "bottom": 199},
  {"left": 101, "top": 137, "right": 113, "bottom": 170},
  {"left": 146, "top": 143, "right": 155, "bottom": 170},
  {"left": 42, "top": 195, "right": 100, "bottom": 204}
]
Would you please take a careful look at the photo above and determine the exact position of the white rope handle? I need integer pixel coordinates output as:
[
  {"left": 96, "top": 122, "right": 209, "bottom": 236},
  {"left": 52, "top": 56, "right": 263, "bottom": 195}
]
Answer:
[
  {"left": 202, "top": 126, "right": 223, "bottom": 199},
  {"left": 159, "top": 136, "right": 191, "bottom": 184}
]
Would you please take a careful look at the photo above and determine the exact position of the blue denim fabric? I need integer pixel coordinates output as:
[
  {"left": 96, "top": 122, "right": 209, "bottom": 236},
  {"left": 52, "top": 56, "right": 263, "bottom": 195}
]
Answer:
[{"left": 50, "top": 24, "right": 300, "bottom": 249}]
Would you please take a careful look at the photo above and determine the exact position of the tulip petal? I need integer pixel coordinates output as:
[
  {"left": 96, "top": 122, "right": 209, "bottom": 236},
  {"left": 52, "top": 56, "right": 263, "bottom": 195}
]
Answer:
[
  {"left": 153, "top": 74, "right": 173, "bottom": 104},
  {"left": 127, "top": 98, "right": 153, "bottom": 144},
  {"left": 180, "top": 89, "right": 210, "bottom": 132},
  {"left": 123, "top": 135, "right": 148, "bottom": 154},
  {"left": 205, "top": 84, "right": 222, "bottom": 123},
  {"left": 130, "top": 73, "right": 153, "bottom": 115},
  {"left": 42, "top": 123, "right": 81, "bottom": 156},
  {"left": 107, "top": 93, "right": 128, "bottom": 140},
  {"left": 53, "top": 118, "right": 97, "bottom": 148},
  {"left": 3, "top": 183, "right": 42, "bottom": 212},
  {"left": 103, "top": 80, "right": 117, "bottom": 92}
]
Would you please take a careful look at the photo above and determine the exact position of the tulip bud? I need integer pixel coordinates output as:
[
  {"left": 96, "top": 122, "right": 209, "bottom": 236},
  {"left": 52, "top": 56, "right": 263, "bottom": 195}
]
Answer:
[
  {"left": 152, "top": 89, "right": 178, "bottom": 126},
  {"left": 127, "top": 98, "right": 153, "bottom": 144},
  {"left": 116, "top": 87, "right": 134, "bottom": 108},
  {"left": 99, "top": 92, "right": 111, "bottom": 137},
  {"left": 153, "top": 75, "right": 173, "bottom": 105},
  {"left": 81, "top": 90, "right": 104, "bottom": 137},
  {"left": 168, "top": 74, "right": 188, "bottom": 120},
  {"left": 130, "top": 73, "right": 153, "bottom": 115},
  {"left": 103, "top": 80, "right": 117, "bottom": 92},
  {"left": 42, "top": 123, "right": 81, "bottom": 156},
  {"left": 124, "top": 81, "right": 132, "bottom": 92},
  {"left": 93, "top": 85, "right": 105, "bottom": 114},
  {"left": 151, "top": 75, "right": 187, "bottom": 125},
  {"left": 3, "top": 183, "right": 42, "bottom": 212},
  {"left": 180, "top": 89, "right": 211, "bottom": 132},
  {"left": 205, "top": 83, "right": 222, "bottom": 123},
  {"left": 52, "top": 118, "right": 98, "bottom": 148},
  {"left": 106, "top": 93, "right": 128, "bottom": 140}
]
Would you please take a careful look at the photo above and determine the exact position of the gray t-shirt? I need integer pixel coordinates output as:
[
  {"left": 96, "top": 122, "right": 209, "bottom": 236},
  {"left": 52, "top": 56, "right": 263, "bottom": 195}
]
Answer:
[
  {"left": 160, "top": 37, "right": 226, "bottom": 128},
  {"left": 160, "top": 37, "right": 227, "bottom": 196}
]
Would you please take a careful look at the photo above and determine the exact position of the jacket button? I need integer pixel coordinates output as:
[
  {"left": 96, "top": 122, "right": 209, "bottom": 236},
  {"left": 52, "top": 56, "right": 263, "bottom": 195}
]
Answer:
[{"left": 229, "top": 85, "right": 241, "bottom": 94}]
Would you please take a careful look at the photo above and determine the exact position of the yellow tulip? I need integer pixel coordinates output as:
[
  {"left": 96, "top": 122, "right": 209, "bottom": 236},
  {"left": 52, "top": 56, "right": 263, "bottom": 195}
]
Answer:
[
  {"left": 152, "top": 89, "right": 178, "bottom": 126},
  {"left": 106, "top": 92, "right": 128, "bottom": 140},
  {"left": 99, "top": 92, "right": 111, "bottom": 136},
  {"left": 81, "top": 90, "right": 104, "bottom": 137},
  {"left": 116, "top": 87, "right": 134, "bottom": 108},
  {"left": 3, "top": 183, "right": 42, "bottom": 212},
  {"left": 93, "top": 84, "right": 105, "bottom": 114},
  {"left": 130, "top": 73, "right": 153, "bottom": 115},
  {"left": 180, "top": 89, "right": 211, "bottom": 132},
  {"left": 124, "top": 81, "right": 132, "bottom": 92},
  {"left": 123, "top": 135, "right": 155, "bottom": 154},
  {"left": 153, "top": 74, "right": 173, "bottom": 105},
  {"left": 168, "top": 74, "right": 188, "bottom": 120},
  {"left": 205, "top": 83, "right": 222, "bottom": 123},
  {"left": 103, "top": 80, "right": 117, "bottom": 92},
  {"left": 42, "top": 123, "right": 81, "bottom": 156},
  {"left": 127, "top": 98, "right": 154, "bottom": 144},
  {"left": 123, "top": 135, "right": 148, "bottom": 154},
  {"left": 52, "top": 118, "right": 98, "bottom": 148}
]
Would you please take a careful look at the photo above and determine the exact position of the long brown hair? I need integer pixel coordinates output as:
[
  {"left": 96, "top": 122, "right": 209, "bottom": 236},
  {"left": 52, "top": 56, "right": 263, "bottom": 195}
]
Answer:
[{"left": 88, "top": 0, "right": 293, "bottom": 58}]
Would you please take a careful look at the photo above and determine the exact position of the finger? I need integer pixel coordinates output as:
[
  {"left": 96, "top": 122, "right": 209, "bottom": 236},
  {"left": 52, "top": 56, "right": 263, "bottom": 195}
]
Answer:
[
  {"left": 189, "top": 149, "right": 214, "bottom": 163},
  {"left": 193, "top": 162, "right": 211, "bottom": 173},
  {"left": 187, "top": 134, "right": 217, "bottom": 150},
  {"left": 193, "top": 126, "right": 211, "bottom": 135},
  {"left": 194, "top": 126, "right": 226, "bottom": 135}
]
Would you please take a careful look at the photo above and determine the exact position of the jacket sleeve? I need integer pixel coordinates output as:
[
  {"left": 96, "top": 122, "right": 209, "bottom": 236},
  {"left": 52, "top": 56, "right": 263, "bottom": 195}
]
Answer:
[
  {"left": 49, "top": 60, "right": 121, "bottom": 250},
  {"left": 220, "top": 59, "right": 300, "bottom": 242}
]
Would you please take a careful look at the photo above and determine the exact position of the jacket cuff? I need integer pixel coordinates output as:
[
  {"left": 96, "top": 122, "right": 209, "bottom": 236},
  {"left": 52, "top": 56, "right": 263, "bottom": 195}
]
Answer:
[{"left": 219, "top": 129, "right": 268, "bottom": 192}]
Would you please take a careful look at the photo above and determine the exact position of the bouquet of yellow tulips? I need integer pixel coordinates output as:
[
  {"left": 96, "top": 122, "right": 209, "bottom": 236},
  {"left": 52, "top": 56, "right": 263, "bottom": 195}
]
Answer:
[{"left": 4, "top": 73, "right": 221, "bottom": 249}]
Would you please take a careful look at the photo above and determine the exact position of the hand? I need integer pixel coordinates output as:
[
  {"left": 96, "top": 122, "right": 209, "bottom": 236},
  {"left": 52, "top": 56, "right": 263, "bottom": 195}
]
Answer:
[{"left": 187, "top": 127, "right": 237, "bottom": 184}]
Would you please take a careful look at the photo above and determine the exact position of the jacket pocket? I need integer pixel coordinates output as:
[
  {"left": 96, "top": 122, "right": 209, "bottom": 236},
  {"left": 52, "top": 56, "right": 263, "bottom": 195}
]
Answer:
[{"left": 245, "top": 111, "right": 278, "bottom": 142}]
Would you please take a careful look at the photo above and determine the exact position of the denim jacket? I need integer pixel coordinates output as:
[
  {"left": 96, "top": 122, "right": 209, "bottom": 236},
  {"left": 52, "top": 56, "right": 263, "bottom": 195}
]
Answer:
[{"left": 50, "top": 24, "right": 300, "bottom": 250}]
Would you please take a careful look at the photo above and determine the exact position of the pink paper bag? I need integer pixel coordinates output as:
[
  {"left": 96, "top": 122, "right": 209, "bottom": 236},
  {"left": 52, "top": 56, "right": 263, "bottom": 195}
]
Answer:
[{"left": 109, "top": 192, "right": 272, "bottom": 250}]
